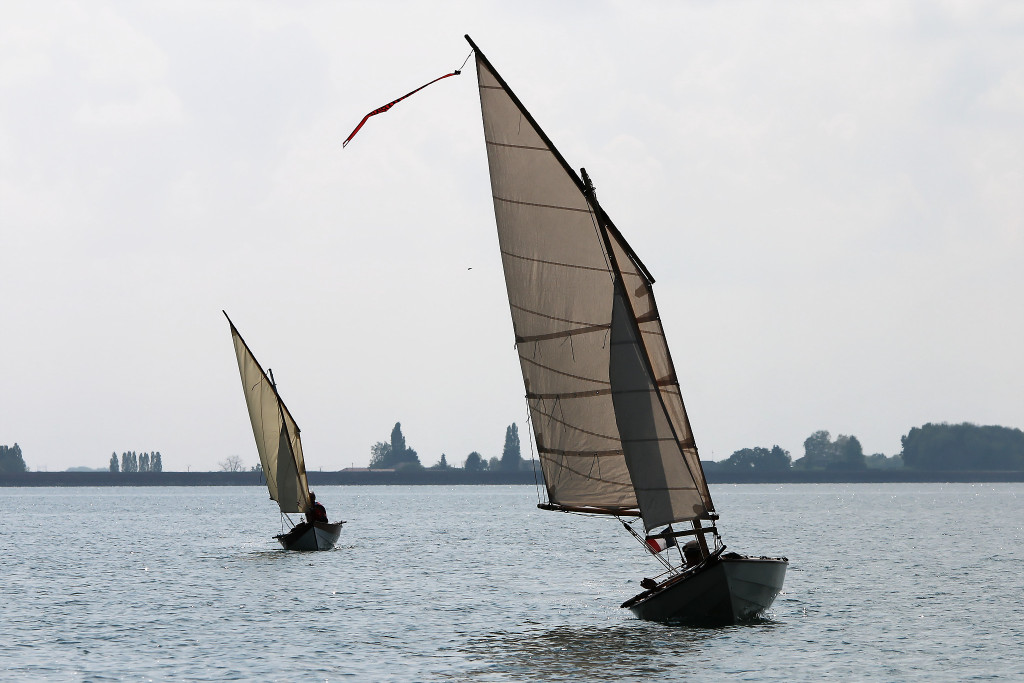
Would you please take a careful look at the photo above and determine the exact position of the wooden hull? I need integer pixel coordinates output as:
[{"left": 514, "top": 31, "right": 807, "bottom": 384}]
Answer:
[
  {"left": 274, "top": 521, "right": 343, "bottom": 551},
  {"left": 622, "top": 554, "right": 788, "bottom": 624}
]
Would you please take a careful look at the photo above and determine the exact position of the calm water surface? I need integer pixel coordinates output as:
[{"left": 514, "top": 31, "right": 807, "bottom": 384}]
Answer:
[{"left": 1, "top": 484, "right": 1021, "bottom": 681}]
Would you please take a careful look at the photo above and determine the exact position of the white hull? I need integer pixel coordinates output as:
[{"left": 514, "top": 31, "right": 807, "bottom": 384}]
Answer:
[
  {"left": 275, "top": 521, "right": 343, "bottom": 551},
  {"left": 622, "top": 554, "right": 787, "bottom": 624}
]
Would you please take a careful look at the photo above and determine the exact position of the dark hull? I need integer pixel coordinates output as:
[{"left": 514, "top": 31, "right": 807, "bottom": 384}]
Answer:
[
  {"left": 622, "top": 554, "right": 788, "bottom": 624},
  {"left": 274, "top": 521, "right": 343, "bottom": 551}
]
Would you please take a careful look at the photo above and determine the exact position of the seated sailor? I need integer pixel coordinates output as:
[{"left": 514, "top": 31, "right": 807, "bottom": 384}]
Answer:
[{"left": 306, "top": 491, "right": 328, "bottom": 524}]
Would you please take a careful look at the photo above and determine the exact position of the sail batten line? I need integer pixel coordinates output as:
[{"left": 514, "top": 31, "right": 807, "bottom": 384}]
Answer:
[
  {"left": 492, "top": 194, "right": 593, "bottom": 215},
  {"left": 516, "top": 324, "right": 610, "bottom": 344},
  {"left": 510, "top": 301, "right": 607, "bottom": 327},
  {"left": 502, "top": 250, "right": 612, "bottom": 275},
  {"left": 519, "top": 355, "right": 610, "bottom": 387},
  {"left": 536, "top": 453, "right": 633, "bottom": 487},
  {"left": 530, "top": 405, "right": 618, "bottom": 442},
  {"left": 486, "top": 140, "right": 549, "bottom": 152},
  {"left": 526, "top": 388, "right": 611, "bottom": 400},
  {"left": 537, "top": 446, "right": 624, "bottom": 457}
]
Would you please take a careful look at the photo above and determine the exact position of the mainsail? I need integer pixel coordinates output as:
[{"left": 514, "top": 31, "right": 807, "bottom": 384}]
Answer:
[
  {"left": 225, "top": 312, "right": 310, "bottom": 514},
  {"left": 467, "top": 36, "right": 714, "bottom": 530}
]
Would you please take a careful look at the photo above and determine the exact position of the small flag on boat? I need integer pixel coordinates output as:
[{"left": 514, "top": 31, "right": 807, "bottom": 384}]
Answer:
[
  {"left": 645, "top": 534, "right": 678, "bottom": 554},
  {"left": 343, "top": 69, "right": 463, "bottom": 148}
]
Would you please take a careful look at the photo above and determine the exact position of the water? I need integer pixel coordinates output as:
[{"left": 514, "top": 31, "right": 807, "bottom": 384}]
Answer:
[{"left": 1, "top": 484, "right": 1021, "bottom": 681}]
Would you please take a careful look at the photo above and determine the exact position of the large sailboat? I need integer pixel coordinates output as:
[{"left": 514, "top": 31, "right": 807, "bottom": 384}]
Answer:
[
  {"left": 465, "top": 35, "right": 787, "bottom": 623},
  {"left": 224, "top": 311, "right": 343, "bottom": 551}
]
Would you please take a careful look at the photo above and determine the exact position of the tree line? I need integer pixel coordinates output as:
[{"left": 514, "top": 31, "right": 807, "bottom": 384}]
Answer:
[
  {"left": 110, "top": 451, "right": 163, "bottom": 472},
  {"left": 707, "top": 422, "right": 1024, "bottom": 472},
  {"left": 0, "top": 444, "right": 27, "bottom": 473},
  {"left": 368, "top": 422, "right": 529, "bottom": 472}
]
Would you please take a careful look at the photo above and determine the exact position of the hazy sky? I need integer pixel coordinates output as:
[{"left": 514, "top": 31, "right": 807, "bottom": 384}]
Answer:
[{"left": 2, "top": 1, "right": 1022, "bottom": 473}]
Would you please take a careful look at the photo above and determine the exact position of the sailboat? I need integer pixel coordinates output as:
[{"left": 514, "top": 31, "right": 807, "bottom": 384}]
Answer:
[
  {"left": 224, "top": 311, "right": 343, "bottom": 551},
  {"left": 465, "top": 35, "right": 787, "bottom": 623}
]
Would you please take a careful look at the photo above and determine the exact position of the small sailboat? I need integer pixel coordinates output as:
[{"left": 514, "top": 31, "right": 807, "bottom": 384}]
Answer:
[
  {"left": 465, "top": 35, "right": 787, "bottom": 623},
  {"left": 224, "top": 311, "right": 343, "bottom": 551}
]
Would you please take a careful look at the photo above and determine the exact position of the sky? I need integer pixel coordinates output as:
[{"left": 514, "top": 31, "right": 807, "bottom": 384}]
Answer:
[{"left": 2, "top": 0, "right": 1022, "bottom": 473}]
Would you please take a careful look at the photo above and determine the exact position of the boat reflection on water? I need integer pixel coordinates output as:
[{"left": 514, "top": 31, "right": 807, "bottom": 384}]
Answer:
[{"left": 461, "top": 623, "right": 779, "bottom": 680}]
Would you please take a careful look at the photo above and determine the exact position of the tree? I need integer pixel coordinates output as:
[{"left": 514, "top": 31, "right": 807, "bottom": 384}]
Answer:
[
  {"left": 794, "top": 431, "right": 866, "bottom": 470},
  {"left": 722, "top": 445, "right": 792, "bottom": 471},
  {"left": 865, "top": 452, "right": 903, "bottom": 470},
  {"left": 369, "top": 441, "right": 392, "bottom": 468},
  {"left": 109, "top": 452, "right": 119, "bottom": 473},
  {"left": 795, "top": 430, "right": 832, "bottom": 470},
  {"left": 464, "top": 452, "right": 486, "bottom": 471},
  {"left": 430, "top": 453, "right": 450, "bottom": 470},
  {"left": 121, "top": 452, "right": 130, "bottom": 473},
  {"left": 901, "top": 422, "right": 1024, "bottom": 470},
  {"left": 139, "top": 452, "right": 150, "bottom": 472},
  {"left": 0, "top": 443, "right": 27, "bottom": 473},
  {"left": 129, "top": 451, "right": 138, "bottom": 472},
  {"left": 500, "top": 423, "right": 522, "bottom": 471},
  {"left": 220, "top": 455, "right": 244, "bottom": 472},
  {"left": 390, "top": 422, "right": 407, "bottom": 459},
  {"left": 830, "top": 435, "right": 866, "bottom": 470},
  {"left": 152, "top": 452, "right": 162, "bottom": 472},
  {"left": 370, "top": 423, "right": 422, "bottom": 469}
]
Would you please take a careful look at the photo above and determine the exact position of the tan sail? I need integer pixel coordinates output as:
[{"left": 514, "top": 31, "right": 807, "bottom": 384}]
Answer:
[
  {"left": 470, "top": 42, "right": 714, "bottom": 529},
  {"left": 226, "top": 314, "right": 310, "bottom": 514}
]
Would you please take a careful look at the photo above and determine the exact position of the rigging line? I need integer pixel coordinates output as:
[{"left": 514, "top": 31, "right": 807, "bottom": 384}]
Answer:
[
  {"left": 526, "top": 397, "right": 543, "bottom": 505},
  {"left": 620, "top": 518, "right": 673, "bottom": 571},
  {"left": 342, "top": 64, "right": 464, "bottom": 148}
]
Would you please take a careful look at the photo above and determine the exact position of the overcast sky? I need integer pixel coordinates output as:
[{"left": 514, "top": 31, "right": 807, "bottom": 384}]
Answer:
[{"left": 2, "top": 1, "right": 1022, "bottom": 473}]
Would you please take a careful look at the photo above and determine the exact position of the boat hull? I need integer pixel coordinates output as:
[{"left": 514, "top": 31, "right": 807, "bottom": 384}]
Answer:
[
  {"left": 622, "top": 554, "right": 788, "bottom": 624},
  {"left": 274, "top": 521, "right": 343, "bottom": 551}
]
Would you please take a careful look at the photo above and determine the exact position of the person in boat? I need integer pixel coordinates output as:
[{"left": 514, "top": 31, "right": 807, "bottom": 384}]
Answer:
[
  {"left": 682, "top": 540, "right": 703, "bottom": 567},
  {"left": 306, "top": 491, "right": 328, "bottom": 524}
]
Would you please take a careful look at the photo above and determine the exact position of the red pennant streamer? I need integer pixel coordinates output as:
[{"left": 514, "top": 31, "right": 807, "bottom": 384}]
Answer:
[{"left": 343, "top": 70, "right": 461, "bottom": 148}]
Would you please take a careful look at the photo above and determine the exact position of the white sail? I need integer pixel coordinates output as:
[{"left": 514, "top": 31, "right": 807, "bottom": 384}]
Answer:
[
  {"left": 226, "top": 315, "right": 310, "bottom": 514},
  {"left": 471, "top": 41, "right": 714, "bottom": 529}
]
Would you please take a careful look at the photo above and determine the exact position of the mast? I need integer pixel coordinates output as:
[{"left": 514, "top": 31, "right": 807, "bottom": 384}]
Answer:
[
  {"left": 580, "top": 169, "right": 716, "bottom": 521},
  {"left": 467, "top": 36, "right": 715, "bottom": 530}
]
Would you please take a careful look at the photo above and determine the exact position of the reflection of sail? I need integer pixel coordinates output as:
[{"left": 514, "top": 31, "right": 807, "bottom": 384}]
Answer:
[
  {"left": 471, "top": 45, "right": 713, "bottom": 530},
  {"left": 226, "top": 313, "right": 310, "bottom": 513},
  {"left": 462, "top": 625, "right": 719, "bottom": 680}
]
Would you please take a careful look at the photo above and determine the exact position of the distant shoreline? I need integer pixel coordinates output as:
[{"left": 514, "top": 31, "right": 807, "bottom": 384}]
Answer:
[{"left": 2, "top": 469, "right": 1023, "bottom": 487}]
